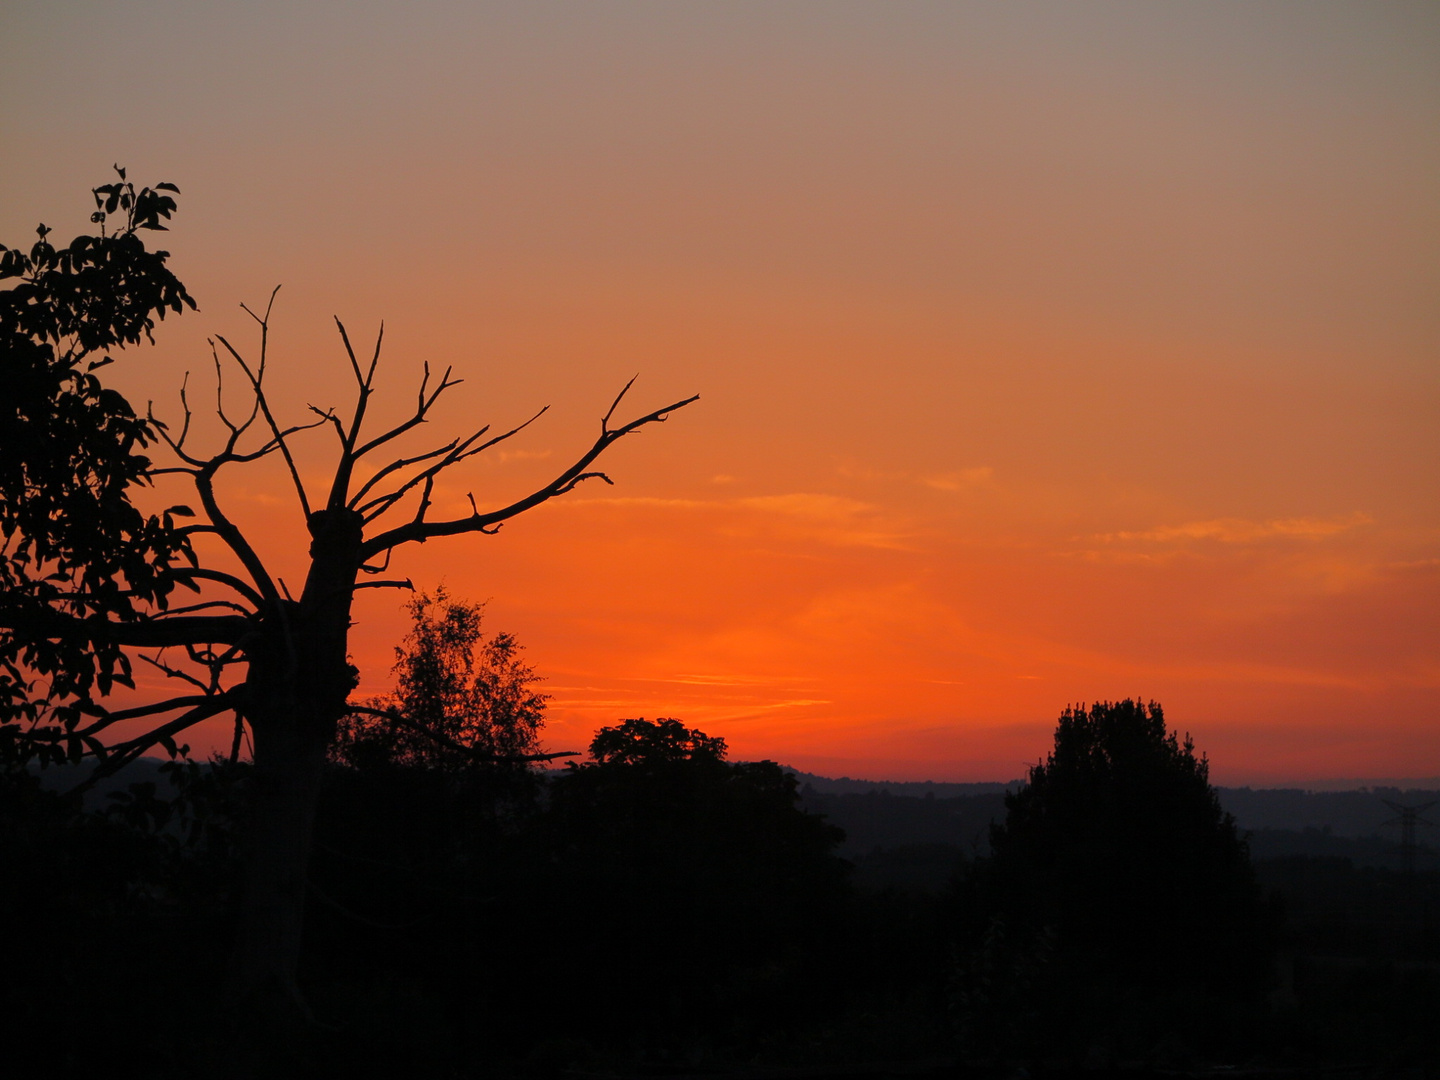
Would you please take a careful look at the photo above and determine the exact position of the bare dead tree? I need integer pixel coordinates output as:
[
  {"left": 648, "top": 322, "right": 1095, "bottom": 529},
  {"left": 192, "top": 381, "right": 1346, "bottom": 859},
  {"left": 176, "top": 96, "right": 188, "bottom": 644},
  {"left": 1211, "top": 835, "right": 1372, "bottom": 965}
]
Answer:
[{"left": 9, "top": 282, "right": 696, "bottom": 1020}]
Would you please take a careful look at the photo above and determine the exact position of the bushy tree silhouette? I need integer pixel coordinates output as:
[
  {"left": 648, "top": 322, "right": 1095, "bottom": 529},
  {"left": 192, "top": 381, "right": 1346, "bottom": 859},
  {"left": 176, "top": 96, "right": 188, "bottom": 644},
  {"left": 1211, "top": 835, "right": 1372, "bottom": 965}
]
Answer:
[
  {"left": 961, "top": 700, "right": 1276, "bottom": 1060},
  {"left": 333, "top": 588, "right": 548, "bottom": 772},
  {"left": 0, "top": 173, "right": 697, "bottom": 1021},
  {"left": 587, "top": 715, "right": 727, "bottom": 767},
  {"left": 543, "top": 719, "right": 848, "bottom": 1038},
  {"left": 990, "top": 699, "right": 1268, "bottom": 987}
]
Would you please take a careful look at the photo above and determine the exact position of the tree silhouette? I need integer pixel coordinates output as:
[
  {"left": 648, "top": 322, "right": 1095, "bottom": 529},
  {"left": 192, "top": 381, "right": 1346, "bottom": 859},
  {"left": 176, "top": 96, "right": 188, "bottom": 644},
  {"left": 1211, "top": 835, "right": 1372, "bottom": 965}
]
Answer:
[
  {"left": 333, "top": 587, "right": 549, "bottom": 772},
  {"left": 968, "top": 699, "right": 1274, "bottom": 1056},
  {"left": 543, "top": 719, "right": 848, "bottom": 1036},
  {"left": 0, "top": 173, "right": 698, "bottom": 1021},
  {"left": 990, "top": 700, "right": 1266, "bottom": 983},
  {"left": 587, "top": 715, "right": 728, "bottom": 768},
  {"left": 1, "top": 167, "right": 197, "bottom": 753}
]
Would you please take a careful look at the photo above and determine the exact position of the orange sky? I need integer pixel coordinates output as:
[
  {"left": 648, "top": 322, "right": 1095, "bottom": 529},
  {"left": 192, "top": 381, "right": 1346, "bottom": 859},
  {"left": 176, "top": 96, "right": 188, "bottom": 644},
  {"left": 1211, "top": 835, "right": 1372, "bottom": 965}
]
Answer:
[{"left": 3, "top": 3, "right": 1437, "bottom": 783}]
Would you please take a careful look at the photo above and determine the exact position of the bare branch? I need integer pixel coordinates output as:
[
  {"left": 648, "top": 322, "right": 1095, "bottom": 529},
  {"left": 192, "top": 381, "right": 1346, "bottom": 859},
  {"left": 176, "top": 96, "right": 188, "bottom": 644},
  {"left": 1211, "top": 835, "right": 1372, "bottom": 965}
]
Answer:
[
  {"left": 174, "top": 524, "right": 222, "bottom": 540},
  {"left": 238, "top": 284, "right": 282, "bottom": 328},
  {"left": 357, "top": 408, "right": 546, "bottom": 526},
  {"left": 149, "top": 391, "right": 206, "bottom": 469},
  {"left": 229, "top": 714, "right": 247, "bottom": 765},
  {"left": 211, "top": 340, "right": 247, "bottom": 440},
  {"left": 222, "top": 413, "right": 331, "bottom": 463},
  {"left": 350, "top": 361, "right": 464, "bottom": 461},
  {"left": 325, "top": 350, "right": 466, "bottom": 516},
  {"left": 46, "top": 694, "right": 222, "bottom": 738},
  {"left": 353, "top": 579, "right": 414, "bottom": 592},
  {"left": 172, "top": 370, "right": 195, "bottom": 451},
  {"left": 359, "top": 388, "right": 699, "bottom": 560},
  {"left": 325, "top": 318, "right": 393, "bottom": 510},
  {"left": 214, "top": 319, "right": 312, "bottom": 519},
  {"left": 169, "top": 567, "right": 267, "bottom": 609},
  {"left": 189, "top": 640, "right": 244, "bottom": 671},
  {"left": 0, "top": 605, "right": 250, "bottom": 648},
  {"left": 347, "top": 441, "right": 456, "bottom": 511},
  {"left": 346, "top": 705, "right": 579, "bottom": 764},
  {"left": 412, "top": 475, "right": 434, "bottom": 530},
  {"left": 140, "top": 653, "right": 212, "bottom": 694},
  {"left": 307, "top": 404, "right": 349, "bottom": 457},
  {"left": 333, "top": 316, "right": 366, "bottom": 388},
  {"left": 68, "top": 695, "right": 237, "bottom": 793},
  {"left": 602, "top": 374, "right": 639, "bottom": 429},
  {"left": 193, "top": 468, "right": 280, "bottom": 606},
  {"left": 364, "top": 321, "right": 384, "bottom": 388},
  {"left": 553, "top": 470, "right": 614, "bottom": 497},
  {"left": 158, "top": 600, "right": 253, "bottom": 617}
]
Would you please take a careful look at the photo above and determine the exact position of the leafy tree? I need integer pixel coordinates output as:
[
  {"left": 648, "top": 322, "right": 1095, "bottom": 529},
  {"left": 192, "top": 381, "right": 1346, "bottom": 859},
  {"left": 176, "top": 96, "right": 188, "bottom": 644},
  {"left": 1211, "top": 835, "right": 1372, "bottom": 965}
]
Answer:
[
  {"left": 333, "top": 587, "right": 548, "bottom": 772},
  {"left": 0, "top": 173, "right": 698, "bottom": 1019},
  {"left": 543, "top": 719, "right": 848, "bottom": 1038},
  {"left": 0, "top": 166, "right": 197, "bottom": 749},
  {"left": 587, "top": 714, "right": 727, "bottom": 768},
  {"left": 965, "top": 699, "right": 1275, "bottom": 1058},
  {"left": 989, "top": 700, "right": 1268, "bottom": 980}
]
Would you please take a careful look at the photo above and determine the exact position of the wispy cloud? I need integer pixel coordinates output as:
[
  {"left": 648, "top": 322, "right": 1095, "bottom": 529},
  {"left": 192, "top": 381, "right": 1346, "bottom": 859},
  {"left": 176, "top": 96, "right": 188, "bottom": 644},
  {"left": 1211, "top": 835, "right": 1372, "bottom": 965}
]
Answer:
[
  {"left": 548, "top": 489, "right": 915, "bottom": 548},
  {"left": 834, "top": 463, "right": 908, "bottom": 483},
  {"left": 1098, "top": 512, "right": 1372, "bottom": 546},
  {"left": 651, "top": 673, "right": 805, "bottom": 688},
  {"left": 553, "top": 495, "right": 707, "bottom": 509},
  {"left": 921, "top": 467, "right": 993, "bottom": 492},
  {"left": 735, "top": 493, "right": 913, "bottom": 549},
  {"left": 737, "top": 493, "right": 874, "bottom": 519}
]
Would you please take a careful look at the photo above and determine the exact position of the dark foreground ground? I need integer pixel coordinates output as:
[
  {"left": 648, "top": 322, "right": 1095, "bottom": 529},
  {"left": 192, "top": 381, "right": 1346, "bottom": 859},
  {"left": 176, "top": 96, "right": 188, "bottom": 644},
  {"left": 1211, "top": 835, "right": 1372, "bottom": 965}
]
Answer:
[{"left": 7, "top": 760, "right": 1437, "bottom": 1079}]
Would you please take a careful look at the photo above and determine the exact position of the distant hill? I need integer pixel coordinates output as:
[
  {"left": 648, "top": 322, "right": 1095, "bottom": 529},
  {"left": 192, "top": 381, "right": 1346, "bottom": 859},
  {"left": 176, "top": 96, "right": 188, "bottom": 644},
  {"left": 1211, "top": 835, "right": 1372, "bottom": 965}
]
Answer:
[
  {"left": 785, "top": 770, "right": 1019, "bottom": 799},
  {"left": 1219, "top": 785, "right": 1440, "bottom": 838},
  {"left": 784, "top": 768, "right": 1439, "bottom": 877},
  {"left": 785, "top": 769, "right": 1436, "bottom": 835},
  {"left": 30, "top": 758, "right": 1438, "bottom": 871}
]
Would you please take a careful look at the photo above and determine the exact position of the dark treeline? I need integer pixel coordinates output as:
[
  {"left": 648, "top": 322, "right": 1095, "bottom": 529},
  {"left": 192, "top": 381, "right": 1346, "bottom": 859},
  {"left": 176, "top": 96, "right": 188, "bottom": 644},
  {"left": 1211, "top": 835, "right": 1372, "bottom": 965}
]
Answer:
[
  {"left": 802, "top": 782, "right": 1440, "bottom": 858},
  {"left": 6, "top": 707, "right": 1438, "bottom": 1078},
  {"left": 4, "top": 721, "right": 905, "bottom": 1076}
]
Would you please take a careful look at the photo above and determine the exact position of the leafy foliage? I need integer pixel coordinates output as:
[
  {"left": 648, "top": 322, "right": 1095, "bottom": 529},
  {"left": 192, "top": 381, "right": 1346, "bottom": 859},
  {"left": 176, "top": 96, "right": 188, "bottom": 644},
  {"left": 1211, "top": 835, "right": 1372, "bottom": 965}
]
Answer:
[
  {"left": 959, "top": 699, "right": 1277, "bottom": 1060},
  {"left": 0, "top": 167, "right": 197, "bottom": 757},
  {"left": 332, "top": 588, "right": 547, "bottom": 771},
  {"left": 587, "top": 715, "right": 727, "bottom": 768},
  {"left": 988, "top": 700, "right": 1268, "bottom": 987},
  {"left": 542, "top": 719, "right": 849, "bottom": 1038}
]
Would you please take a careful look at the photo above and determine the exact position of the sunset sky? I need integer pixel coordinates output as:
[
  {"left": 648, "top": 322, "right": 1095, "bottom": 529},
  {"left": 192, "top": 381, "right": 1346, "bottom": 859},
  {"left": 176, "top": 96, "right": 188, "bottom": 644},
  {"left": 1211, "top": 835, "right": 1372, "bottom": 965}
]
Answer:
[{"left": 3, "top": 2, "right": 1437, "bottom": 784}]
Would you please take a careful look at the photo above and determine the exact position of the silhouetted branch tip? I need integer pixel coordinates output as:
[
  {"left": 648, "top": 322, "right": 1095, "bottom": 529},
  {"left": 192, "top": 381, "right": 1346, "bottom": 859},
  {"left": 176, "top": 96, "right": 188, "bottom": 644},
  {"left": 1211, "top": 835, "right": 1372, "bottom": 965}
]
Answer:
[
  {"left": 602, "top": 375, "right": 640, "bottom": 429},
  {"left": 354, "top": 579, "right": 415, "bottom": 592}
]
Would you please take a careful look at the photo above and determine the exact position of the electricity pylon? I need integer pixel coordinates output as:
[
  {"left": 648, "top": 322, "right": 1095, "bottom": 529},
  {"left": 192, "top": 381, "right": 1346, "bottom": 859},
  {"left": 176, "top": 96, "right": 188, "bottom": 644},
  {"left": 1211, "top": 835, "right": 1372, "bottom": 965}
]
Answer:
[{"left": 1380, "top": 799, "right": 1437, "bottom": 875}]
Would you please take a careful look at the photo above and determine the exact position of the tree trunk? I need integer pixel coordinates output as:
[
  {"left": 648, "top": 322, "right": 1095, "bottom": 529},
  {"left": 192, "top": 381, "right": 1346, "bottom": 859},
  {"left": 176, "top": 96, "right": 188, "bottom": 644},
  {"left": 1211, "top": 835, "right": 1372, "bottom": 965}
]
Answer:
[
  {"left": 222, "top": 508, "right": 363, "bottom": 1028},
  {"left": 224, "top": 717, "right": 329, "bottom": 1021}
]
